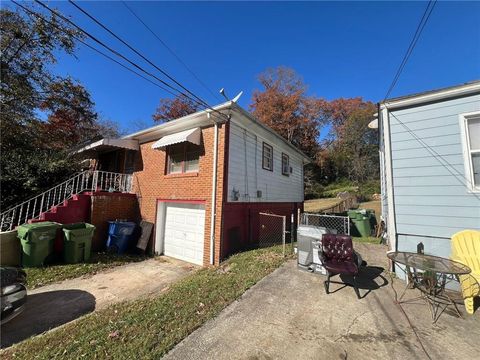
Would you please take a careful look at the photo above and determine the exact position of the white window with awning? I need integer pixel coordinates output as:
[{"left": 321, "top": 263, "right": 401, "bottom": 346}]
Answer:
[
  {"left": 152, "top": 127, "right": 202, "bottom": 174},
  {"left": 151, "top": 127, "right": 201, "bottom": 149}
]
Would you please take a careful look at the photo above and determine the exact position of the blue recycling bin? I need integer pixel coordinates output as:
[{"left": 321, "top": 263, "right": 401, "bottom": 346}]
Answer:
[{"left": 106, "top": 221, "right": 137, "bottom": 254}]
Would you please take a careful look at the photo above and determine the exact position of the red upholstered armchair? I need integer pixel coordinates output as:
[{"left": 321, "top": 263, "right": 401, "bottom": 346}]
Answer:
[{"left": 321, "top": 234, "right": 361, "bottom": 299}]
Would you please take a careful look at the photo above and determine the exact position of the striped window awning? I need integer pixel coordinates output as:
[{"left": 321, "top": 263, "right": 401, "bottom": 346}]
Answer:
[
  {"left": 152, "top": 127, "right": 201, "bottom": 149},
  {"left": 76, "top": 138, "right": 139, "bottom": 153}
]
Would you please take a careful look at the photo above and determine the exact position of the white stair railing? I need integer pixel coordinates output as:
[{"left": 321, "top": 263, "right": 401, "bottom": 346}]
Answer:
[{"left": 0, "top": 171, "right": 133, "bottom": 231}]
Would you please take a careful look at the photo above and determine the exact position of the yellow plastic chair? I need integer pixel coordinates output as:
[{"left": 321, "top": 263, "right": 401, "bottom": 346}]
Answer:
[{"left": 451, "top": 230, "right": 480, "bottom": 314}]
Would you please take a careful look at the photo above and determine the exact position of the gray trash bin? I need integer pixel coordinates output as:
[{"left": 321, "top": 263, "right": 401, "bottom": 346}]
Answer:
[{"left": 297, "top": 225, "right": 330, "bottom": 267}]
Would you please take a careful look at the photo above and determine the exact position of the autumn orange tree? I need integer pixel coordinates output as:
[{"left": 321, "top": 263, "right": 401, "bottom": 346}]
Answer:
[
  {"left": 39, "top": 78, "right": 118, "bottom": 150},
  {"left": 250, "top": 67, "right": 323, "bottom": 158},
  {"left": 250, "top": 67, "right": 378, "bottom": 196},
  {"left": 152, "top": 94, "right": 200, "bottom": 122}
]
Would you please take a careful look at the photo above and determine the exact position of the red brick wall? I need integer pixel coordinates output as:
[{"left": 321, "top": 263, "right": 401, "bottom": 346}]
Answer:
[
  {"left": 222, "top": 202, "right": 301, "bottom": 259},
  {"left": 90, "top": 193, "right": 140, "bottom": 251},
  {"left": 131, "top": 125, "right": 226, "bottom": 265}
]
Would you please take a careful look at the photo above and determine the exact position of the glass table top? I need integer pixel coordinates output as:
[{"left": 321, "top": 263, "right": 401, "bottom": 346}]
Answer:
[{"left": 387, "top": 252, "right": 471, "bottom": 275}]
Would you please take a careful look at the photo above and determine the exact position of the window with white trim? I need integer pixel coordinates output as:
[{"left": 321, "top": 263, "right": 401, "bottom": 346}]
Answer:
[
  {"left": 460, "top": 112, "right": 480, "bottom": 191},
  {"left": 262, "top": 142, "right": 273, "bottom": 171},
  {"left": 281, "top": 153, "right": 290, "bottom": 176},
  {"left": 167, "top": 142, "right": 200, "bottom": 174}
]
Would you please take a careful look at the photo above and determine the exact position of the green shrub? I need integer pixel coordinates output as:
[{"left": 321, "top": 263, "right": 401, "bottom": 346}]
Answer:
[
  {"left": 322, "top": 179, "right": 358, "bottom": 198},
  {"left": 305, "top": 183, "right": 325, "bottom": 200},
  {"left": 358, "top": 180, "right": 380, "bottom": 201},
  {"left": 307, "top": 179, "right": 380, "bottom": 201}
]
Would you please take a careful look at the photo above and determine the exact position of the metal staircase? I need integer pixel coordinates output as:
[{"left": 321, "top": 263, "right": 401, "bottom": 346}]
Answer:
[{"left": 0, "top": 171, "right": 133, "bottom": 231}]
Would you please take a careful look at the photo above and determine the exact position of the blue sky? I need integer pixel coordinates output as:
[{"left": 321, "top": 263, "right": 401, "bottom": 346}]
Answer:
[{"left": 15, "top": 1, "right": 480, "bottom": 134}]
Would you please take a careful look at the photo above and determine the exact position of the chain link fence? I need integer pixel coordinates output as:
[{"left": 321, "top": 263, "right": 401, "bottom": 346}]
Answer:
[
  {"left": 258, "top": 212, "right": 292, "bottom": 256},
  {"left": 301, "top": 213, "right": 350, "bottom": 235}
]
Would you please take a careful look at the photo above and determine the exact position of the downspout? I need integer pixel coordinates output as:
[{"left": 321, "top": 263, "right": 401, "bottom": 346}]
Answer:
[
  {"left": 381, "top": 104, "right": 397, "bottom": 255},
  {"left": 209, "top": 112, "right": 219, "bottom": 265}
]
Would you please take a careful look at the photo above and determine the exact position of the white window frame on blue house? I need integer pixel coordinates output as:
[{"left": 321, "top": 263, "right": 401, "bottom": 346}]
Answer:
[{"left": 459, "top": 111, "right": 480, "bottom": 193}]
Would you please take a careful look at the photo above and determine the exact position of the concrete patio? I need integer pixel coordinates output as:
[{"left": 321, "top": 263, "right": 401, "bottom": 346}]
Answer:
[{"left": 165, "top": 243, "right": 480, "bottom": 360}]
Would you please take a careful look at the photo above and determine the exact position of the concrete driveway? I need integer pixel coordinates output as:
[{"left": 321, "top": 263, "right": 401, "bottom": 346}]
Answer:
[
  {"left": 1, "top": 257, "right": 195, "bottom": 348},
  {"left": 165, "top": 244, "right": 480, "bottom": 360}
]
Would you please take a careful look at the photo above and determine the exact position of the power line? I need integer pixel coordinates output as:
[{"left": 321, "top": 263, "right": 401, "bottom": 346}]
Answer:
[
  {"left": 12, "top": 2, "right": 227, "bottom": 126},
  {"left": 66, "top": 0, "right": 223, "bottom": 116},
  {"left": 32, "top": 0, "right": 196, "bottom": 105},
  {"left": 12, "top": 1, "right": 180, "bottom": 97},
  {"left": 32, "top": 0, "right": 227, "bottom": 121},
  {"left": 384, "top": 0, "right": 437, "bottom": 100},
  {"left": 387, "top": 109, "right": 480, "bottom": 201},
  {"left": 382, "top": 1, "right": 478, "bottom": 200},
  {"left": 121, "top": 1, "right": 221, "bottom": 102}
]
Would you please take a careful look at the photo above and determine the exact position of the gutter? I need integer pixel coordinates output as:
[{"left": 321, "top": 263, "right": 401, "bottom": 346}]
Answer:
[
  {"left": 380, "top": 81, "right": 480, "bottom": 111},
  {"left": 122, "top": 101, "right": 232, "bottom": 141}
]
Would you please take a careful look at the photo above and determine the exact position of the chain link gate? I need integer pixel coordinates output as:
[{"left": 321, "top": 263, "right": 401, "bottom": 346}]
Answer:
[
  {"left": 301, "top": 213, "right": 350, "bottom": 235},
  {"left": 258, "top": 212, "right": 291, "bottom": 256}
]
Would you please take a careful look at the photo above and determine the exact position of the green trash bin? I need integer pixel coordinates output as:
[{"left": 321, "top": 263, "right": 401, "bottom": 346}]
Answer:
[
  {"left": 17, "top": 222, "right": 61, "bottom": 267},
  {"left": 348, "top": 209, "right": 373, "bottom": 237},
  {"left": 352, "top": 216, "right": 372, "bottom": 237},
  {"left": 347, "top": 210, "right": 358, "bottom": 220},
  {"left": 62, "top": 223, "right": 95, "bottom": 264}
]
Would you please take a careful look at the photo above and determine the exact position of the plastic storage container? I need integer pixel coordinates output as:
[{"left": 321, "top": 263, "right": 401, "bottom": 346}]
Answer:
[
  {"left": 17, "top": 222, "right": 61, "bottom": 267},
  {"left": 0, "top": 229, "right": 21, "bottom": 266},
  {"left": 62, "top": 223, "right": 95, "bottom": 264},
  {"left": 106, "top": 221, "right": 137, "bottom": 254}
]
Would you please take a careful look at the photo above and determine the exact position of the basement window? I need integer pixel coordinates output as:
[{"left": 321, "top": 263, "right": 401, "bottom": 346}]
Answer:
[
  {"left": 460, "top": 112, "right": 480, "bottom": 192},
  {"left": 167, "top": 143, "right": 200, "bottom": 174},
  {"left": 262, "top": 142, "right": 273, "bottom": 171},
  {"left": 282, "top": 153, "right": 290, "bottom": 176}
]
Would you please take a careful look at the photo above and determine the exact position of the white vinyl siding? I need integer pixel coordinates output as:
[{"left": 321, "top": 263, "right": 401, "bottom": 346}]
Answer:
[{"left": 227, "top": 117, "right": 304, "bottom": 203}]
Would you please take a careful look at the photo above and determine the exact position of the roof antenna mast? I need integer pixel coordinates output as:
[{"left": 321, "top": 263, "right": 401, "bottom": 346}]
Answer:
[
  {"left": 219, "top": 88, "right": 243, "bottom": 103},
  {"left": 219, "top": 88, "right": 229, "bottom": 101}
]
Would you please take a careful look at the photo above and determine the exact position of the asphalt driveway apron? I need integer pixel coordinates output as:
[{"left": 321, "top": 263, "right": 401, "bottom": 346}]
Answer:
[{"left": 1, "top": 257, "right": 195, "bottom": 348}]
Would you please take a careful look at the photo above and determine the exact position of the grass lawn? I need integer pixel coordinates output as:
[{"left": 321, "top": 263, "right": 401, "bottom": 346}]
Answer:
[
  {"left": 3, "top": 246, "right": 289, "bottom": 360},
  {"left": 25, "top": 253, "right": 148, "bottom": 290},
  {"left": 304, "top": 198, "right": 342, "bottom": 212}
]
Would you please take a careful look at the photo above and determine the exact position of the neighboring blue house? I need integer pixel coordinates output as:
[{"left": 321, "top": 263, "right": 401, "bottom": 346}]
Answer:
[{"left": 375, "top": 81, "right": 480, "bottom": 260}]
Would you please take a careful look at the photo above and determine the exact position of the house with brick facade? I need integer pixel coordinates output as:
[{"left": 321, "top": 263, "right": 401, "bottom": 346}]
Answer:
[{"left": 1, "top": 101, "right": 309, "bottom": 266}]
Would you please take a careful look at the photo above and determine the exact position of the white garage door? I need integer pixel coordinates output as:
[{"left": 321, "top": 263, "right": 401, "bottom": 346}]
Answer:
[{"left": 163, "top": 203, "right": 205, "bottom": 265}]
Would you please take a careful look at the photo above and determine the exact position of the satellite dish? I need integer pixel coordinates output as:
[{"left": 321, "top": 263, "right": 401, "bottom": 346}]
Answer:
[
  {"left": 231, "top": 91, "right": 243, "bottom": 103},
  {"left": 368, "top": 119, "right": 378, "bottom": 129}
]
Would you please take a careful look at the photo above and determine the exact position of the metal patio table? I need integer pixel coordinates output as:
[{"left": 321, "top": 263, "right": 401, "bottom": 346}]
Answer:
[{"left": 387, "top": 251, "right": 471, "bottom": 323}]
